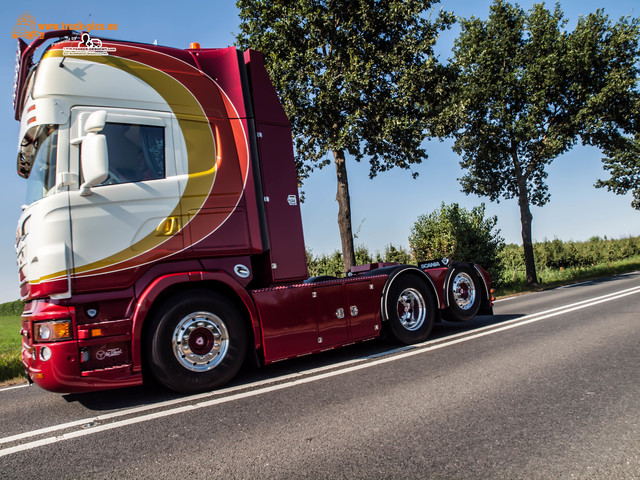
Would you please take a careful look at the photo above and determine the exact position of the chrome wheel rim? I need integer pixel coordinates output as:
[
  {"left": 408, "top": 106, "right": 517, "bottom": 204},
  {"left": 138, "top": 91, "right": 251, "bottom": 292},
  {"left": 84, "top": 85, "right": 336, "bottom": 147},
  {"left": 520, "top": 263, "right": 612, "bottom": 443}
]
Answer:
[
  {"left": 452, "top": 272, "right": 476, "bottom": 310},
  {"left": 172, "top": 312, "right": 229, "bottom": 372},
  {"left": 396, "top": 288, "right": 426, "bottom": 331}
]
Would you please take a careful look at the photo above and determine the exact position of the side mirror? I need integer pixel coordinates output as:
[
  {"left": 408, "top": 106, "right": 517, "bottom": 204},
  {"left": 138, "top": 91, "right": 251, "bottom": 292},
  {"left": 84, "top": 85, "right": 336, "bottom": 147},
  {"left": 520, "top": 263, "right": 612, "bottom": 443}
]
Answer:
[
  {"left": 79, "top": 111, "right": 108, "bottom": 196},
  {"left": 84, "top": 110, "right": 106, "bottom": 134},
  {"left": 80, "top": 134, "right": 108, "bottom": 196}
]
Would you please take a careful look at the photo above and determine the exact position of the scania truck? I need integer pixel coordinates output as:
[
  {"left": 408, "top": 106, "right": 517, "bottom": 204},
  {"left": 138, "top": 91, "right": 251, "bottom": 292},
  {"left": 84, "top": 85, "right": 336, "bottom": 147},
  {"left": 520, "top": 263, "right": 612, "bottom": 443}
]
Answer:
[{"left": 13, "top": 31, "right": 493, "bottom": 394}]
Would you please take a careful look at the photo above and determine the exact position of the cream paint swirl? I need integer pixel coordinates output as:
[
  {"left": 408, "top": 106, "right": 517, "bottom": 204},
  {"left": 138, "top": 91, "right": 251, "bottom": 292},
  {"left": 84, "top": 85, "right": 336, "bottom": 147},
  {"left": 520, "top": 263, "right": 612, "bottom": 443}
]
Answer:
[{"left": 35, "top": 43, "right": 249, "bottom": 282}]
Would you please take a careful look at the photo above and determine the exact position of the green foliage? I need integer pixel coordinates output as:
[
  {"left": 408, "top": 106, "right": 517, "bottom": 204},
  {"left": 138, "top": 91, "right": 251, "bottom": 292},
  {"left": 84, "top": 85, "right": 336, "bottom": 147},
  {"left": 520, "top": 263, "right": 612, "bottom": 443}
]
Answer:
[
  {"left": 376, "top": 244, "right": 414, "bottom": 264},
  {"left": 498, "top": 236, "right": 640, "bottom": 286},
  {"left": 236, "top": 0, "right": 456, "bottom": 270},
  {"left": 0, "top": 315, "right": 22, "bottom": 352},
  {"left": 307, "top": 249, "right": 345, "bottom": 277},
  {"left": 497, "top": 256, "right": 640, "bottom": 296},
  {"left": 448, "top": 0, "right": 640, "bottom": 285},
  {"left": 0, "top": 352, "right": 23, "bottom": 383},
  {"left": 355, "top": 244, "right": 374, "bottom": 266},
  {"left": 409, "top": 203, "right": 504, "bottom": 280},
  {"left": 596, "top": 132, "right": 640, "bottom": 209},
  {"left": 0, "top": 315, "right": 23, "bottom": 383},
  {"left": 307, "top": 243, "right": 414, "bottom": 277},
  {"left": 0, "top": 300, "right": 23, "bottom": 316},
  {"left": 451, "top": 1, "right": 639, "bottom": 207},
  {"left": 307, "top": 234, "right": 639, "bottom": 289},
  {"left": 579, "top": 10, "right": 640, "bottom": 211},
  {"left": 236, "top": 0, "right": 455, "bottom": 180}
]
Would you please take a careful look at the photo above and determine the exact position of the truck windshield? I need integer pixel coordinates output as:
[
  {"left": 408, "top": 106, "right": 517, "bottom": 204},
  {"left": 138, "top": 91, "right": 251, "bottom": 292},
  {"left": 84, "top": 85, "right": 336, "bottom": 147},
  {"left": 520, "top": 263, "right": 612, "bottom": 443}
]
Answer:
[{"left": 23, "top": 126, "right": 58, "bottom": 205}]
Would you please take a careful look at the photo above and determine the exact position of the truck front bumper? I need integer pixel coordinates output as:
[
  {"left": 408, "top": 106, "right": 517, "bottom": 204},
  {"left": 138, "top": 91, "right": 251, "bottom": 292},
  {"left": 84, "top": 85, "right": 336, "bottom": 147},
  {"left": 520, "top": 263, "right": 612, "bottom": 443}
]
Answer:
[{"left": 23, "top": 340, "right": 143, "bottom": 393}]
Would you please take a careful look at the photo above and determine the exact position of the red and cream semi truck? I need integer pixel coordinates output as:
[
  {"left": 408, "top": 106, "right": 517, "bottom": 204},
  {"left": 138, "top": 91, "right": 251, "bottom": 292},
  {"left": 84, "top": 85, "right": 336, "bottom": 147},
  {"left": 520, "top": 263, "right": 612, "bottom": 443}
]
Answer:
[{"left": 13, "top": 31, "right": 493, "bottom": 394}]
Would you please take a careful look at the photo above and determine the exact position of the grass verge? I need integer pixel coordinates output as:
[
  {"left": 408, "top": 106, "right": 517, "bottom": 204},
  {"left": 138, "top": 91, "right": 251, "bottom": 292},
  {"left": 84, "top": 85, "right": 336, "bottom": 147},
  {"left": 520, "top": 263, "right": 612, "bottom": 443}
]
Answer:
[
  {"left": 495, "top": 257, "right": 640, "bottom": 297},
  {"left": 0, "top": 315, "right": 24, "bottom": 385}
]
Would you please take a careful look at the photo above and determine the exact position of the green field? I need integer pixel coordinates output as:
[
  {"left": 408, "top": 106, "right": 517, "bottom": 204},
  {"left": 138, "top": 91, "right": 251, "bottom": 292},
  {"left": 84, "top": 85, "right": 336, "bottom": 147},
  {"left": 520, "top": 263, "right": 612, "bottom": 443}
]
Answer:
[
  {"left": 495, "top": 256, "right": 640, "bottom": 296},
  {"left": 0, "top": 315, "right": 23, "bottom": 384}
]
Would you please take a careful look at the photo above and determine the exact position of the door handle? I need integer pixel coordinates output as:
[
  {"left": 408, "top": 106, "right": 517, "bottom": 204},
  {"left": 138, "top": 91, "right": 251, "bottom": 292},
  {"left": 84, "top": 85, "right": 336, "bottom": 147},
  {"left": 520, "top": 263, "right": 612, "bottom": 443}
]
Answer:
[{"left": 156, "top": 216, "right": 181, "bottom": 236}]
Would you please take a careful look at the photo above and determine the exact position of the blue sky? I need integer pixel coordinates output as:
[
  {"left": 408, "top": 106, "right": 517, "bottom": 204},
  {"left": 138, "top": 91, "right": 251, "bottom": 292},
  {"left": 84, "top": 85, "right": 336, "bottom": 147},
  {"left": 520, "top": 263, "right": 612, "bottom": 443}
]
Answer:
[{"left": 0, "top": 0, "right": 638, "bottom": 302}]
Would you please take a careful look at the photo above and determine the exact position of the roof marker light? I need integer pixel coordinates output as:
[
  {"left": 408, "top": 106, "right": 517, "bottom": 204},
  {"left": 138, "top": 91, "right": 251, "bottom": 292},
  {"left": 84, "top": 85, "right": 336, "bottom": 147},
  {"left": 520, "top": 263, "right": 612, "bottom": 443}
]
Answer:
[{"left": 189, "top": 42, "right": 201, "bottom": 50}]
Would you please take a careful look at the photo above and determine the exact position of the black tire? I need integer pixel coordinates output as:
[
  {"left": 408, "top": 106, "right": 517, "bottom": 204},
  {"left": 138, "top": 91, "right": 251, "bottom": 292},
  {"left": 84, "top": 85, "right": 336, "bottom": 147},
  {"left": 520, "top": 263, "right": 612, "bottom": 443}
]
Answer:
[
  {"left": 385, "top": 275, "right": 436, "bottom": 344},
  {"left": 443, "top": 265, "right": 482, "bottom": 322},
  {"left": 146, "top": 290, "right": 247, "bottom": 393}
]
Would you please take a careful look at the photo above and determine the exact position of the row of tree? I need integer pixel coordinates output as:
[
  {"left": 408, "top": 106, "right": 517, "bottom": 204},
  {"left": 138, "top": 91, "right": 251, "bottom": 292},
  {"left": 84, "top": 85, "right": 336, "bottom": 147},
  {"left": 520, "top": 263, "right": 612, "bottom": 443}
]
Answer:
[
  {"left": 236, "top": 0, "right": 640, "bottom": 286},
  {"left": 307, "top": 202, "right": 640, "bottom": 287}
]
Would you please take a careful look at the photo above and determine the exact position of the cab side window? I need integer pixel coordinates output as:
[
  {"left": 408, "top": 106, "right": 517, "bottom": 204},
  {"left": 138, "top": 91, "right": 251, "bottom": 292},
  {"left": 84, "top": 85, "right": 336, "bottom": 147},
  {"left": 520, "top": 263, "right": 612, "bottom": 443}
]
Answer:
[{"left": 101, "top": 123, "right": 165, "bottom": 185}]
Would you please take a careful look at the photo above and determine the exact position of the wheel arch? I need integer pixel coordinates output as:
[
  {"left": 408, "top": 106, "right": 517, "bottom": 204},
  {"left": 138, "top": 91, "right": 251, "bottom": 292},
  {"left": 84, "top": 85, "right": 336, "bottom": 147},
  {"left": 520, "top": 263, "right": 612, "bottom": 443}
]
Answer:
[
  {"left": 443, "top": 261, "right": 490, "bottom": 309},
  {"left": 472, "top": 263, "right": 494, "bottom": 314},
  {"left": 379, "top": 265, "right": 440, "bottom": 323},
  {"left": 131, "top": 271, "right": 261, "bottom": 374}
]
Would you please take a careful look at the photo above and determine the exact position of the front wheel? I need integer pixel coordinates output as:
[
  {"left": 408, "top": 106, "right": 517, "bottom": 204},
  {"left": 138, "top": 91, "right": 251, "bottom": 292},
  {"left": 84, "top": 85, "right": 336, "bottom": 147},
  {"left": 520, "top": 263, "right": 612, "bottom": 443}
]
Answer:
[
  {"left": 385, "top": 275, "right": 436, "bottom": 344},
  {"left": 443, "top": 266, "right": 481, "bottom": 322},
  {"left": 146, "top": 290, "right": 247, "bottom": 393}
]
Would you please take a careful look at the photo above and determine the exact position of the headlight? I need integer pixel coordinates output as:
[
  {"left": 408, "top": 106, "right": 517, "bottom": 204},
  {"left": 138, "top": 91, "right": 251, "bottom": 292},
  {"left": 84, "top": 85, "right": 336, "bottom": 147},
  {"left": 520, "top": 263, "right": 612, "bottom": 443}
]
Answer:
[{"left": 34, "top": 319, "right": 73, "bottom": 342}]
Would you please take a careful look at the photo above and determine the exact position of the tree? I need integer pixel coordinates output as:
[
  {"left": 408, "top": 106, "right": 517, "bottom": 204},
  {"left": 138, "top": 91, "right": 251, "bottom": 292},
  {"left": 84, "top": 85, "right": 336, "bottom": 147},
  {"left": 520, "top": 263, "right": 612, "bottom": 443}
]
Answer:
[
  {"left": 448, "top": 0, "right": 640, "bottom": 286},
  {"left": 236, "top": 0, "right": 454, "bottom": 272},
  {"left": 409, "top": 202, "right": 504, "bottom": 281},
  {"left": 377, "top": 243, "right": 414, "bottom": 264},
  {"left": 589, "top": 21, "right": 640, "bottom": 209},
  {"left": 596, "top": 132, "right": 640, "bottom": 209}
]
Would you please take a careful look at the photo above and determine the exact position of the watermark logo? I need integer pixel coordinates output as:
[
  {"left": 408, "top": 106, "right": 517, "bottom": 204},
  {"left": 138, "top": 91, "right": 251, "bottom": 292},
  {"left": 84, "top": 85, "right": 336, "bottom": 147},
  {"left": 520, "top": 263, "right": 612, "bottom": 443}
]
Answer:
[
  {"left": 63, "top": 33, "right": 116, "bottom": 56},
  {"left": 12, "top": 12, "right": 43, "bottom": 40},
  {"left": 11, "top": 12, "right": 118, "bottom": 41}
]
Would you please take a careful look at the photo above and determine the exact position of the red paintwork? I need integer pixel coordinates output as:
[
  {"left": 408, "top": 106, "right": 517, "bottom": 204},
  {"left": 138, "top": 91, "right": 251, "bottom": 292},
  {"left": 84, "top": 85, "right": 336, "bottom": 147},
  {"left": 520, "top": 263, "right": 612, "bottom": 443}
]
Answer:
[
  {"left": 252, "top": 275, "right": 388, "bottom": 363},
  {"left": 23, "top": 340, "right": 142, "bottom": 393},
  {"left": 77, "top": 319, "right": 132, "bottom": 340},
  {"left": 21, "top": 277, "right": 69, "bottom": 301},
  {"left": 242, "top": 50, "right": 290, "bottom": 126},
  {"left": 21, "top": 299, "right": 143, "bottom": 392},
  {"left": 424, "top": 267, "right": 448, "bottom": 309},
  {"left": 188, "top": 47, "right": 249, "bottom": 120},
  {"left": 244, "top": 50, "right": 308, "bottom": 283},
  {"left": 130, "top": 266, "right": 263, "bottom": 374}
]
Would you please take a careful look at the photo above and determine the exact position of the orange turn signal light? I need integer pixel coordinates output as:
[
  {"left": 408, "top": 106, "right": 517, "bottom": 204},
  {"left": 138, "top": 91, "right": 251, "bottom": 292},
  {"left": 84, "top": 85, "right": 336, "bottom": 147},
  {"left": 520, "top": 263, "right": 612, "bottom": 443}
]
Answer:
[{"left": 34, "top": 320, "right": 73, "bottom": 342}]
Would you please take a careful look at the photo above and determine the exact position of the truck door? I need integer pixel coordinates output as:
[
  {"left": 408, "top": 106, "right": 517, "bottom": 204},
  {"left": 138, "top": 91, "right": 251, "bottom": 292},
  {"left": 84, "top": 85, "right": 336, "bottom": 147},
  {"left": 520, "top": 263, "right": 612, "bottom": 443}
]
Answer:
[{"left": 68, "top": 107, "right": 183, "bottom": 291}]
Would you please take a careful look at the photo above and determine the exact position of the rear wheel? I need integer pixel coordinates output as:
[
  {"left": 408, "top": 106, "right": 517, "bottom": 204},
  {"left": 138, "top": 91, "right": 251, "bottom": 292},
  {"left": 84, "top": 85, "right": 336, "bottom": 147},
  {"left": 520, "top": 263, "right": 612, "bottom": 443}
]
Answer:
[
  {"left": 443, "top": 265, "right": 481, "bottom": 322},
  {"left": 146, "top": 290, "right": 246, "bottom": 393},
  {"left": 385, "top": 275, "right": 435, "bottom": 344}
]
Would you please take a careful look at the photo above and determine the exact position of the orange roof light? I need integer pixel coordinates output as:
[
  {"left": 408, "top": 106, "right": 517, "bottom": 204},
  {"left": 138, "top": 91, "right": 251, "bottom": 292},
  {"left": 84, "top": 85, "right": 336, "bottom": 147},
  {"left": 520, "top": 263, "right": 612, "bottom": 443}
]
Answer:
[{"left": 189, "top": 42, "right": 201, "bottom": 50}]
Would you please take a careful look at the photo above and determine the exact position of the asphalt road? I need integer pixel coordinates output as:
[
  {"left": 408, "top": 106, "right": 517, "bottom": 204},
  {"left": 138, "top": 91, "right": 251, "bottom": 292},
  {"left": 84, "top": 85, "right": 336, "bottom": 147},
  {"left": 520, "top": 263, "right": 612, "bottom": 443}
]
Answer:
[{"left": 1, "top": 272, "right": 639, "bottom": 479}]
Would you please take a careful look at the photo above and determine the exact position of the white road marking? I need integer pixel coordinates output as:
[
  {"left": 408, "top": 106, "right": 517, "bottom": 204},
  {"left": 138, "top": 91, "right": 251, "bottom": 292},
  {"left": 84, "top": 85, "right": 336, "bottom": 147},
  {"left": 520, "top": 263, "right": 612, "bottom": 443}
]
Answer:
[
  {"left": 0, "top": 383, "right": 29, "bottom": 392},
  {"left": 557, "top": 280, "right": 594, "bottom": 289},
  {"left": 1, "top": 283, "right": 639, "bottom": 457},
  {"left": 493, "top": 296, "right": 518, "bottom": 303}
]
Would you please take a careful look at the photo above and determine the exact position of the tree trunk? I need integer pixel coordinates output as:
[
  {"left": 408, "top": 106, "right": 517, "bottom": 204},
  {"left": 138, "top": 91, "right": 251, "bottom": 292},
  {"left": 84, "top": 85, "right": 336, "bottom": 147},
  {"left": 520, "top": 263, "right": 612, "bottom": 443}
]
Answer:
[
  {"left": 512, "top": 145, "right": 539, "bottom": 287},
  {"left": 518, "top": 191, "right": 539, "bottom": 287},
  {"left": 333, "top": 149, "right": 356, "bottom": 272}
]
